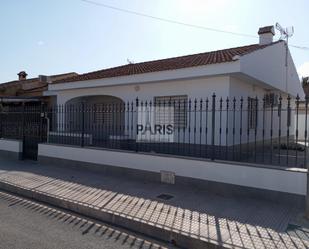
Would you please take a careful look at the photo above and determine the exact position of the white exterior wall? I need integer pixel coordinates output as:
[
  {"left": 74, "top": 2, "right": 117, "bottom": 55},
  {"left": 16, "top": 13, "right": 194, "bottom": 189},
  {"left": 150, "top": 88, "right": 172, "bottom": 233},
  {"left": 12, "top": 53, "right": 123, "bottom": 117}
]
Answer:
[
  {"left": 240, "top": 41, "right": 303, "bottom": 98},
  {"left": 55, "top": 76, "right": 230, "bottom": 105},
  {"left": 228, "top": 77, "right": 267, "bottom": 145},
  {"left": 52, "top": 76, "right": 230, "bottom": 145},
  {"left": 229, "top": 76, "right": 266, "bottom": 98},
  {"left": 296, "top": 109, "right": 308, "bottom": 141},
  {"left": 39, "top": 144, "right": 307, "bottom": 195},
  {"left": 227, "top": 77, "right": 295, "bottom": 145},
  {"left": 48, "top": 74, "right": 298, "bottom": 146}
]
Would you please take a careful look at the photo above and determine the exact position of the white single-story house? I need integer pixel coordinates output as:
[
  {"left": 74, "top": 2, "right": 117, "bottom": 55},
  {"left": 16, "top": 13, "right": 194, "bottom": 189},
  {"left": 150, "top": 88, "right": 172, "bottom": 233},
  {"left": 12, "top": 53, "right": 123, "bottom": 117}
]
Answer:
[
  {"left": 44, "top": 25, "right": 304, "bottom": 147},
  {"left": 0, "top": 25, "right": 307, "bottom": 203}
]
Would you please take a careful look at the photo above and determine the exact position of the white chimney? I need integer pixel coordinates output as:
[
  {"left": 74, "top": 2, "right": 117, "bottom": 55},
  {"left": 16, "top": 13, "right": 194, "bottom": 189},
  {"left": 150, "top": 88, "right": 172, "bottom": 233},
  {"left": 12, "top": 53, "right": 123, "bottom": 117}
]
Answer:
[{"left": 258, "top": 26, "right": 275, "bottom": 45}]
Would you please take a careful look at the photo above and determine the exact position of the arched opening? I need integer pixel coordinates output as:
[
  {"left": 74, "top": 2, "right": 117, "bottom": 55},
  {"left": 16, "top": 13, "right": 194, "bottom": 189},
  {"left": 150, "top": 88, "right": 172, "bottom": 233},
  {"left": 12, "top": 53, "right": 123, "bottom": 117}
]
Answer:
[
  {"left": 51, "top": 95, "right": 127, "bottom": 146},
  {"left": 65, "top": 95, "right": 124, "bottom": 106},
  {"left": 66, "top": 95, "right": 125, "bottom": 137}
]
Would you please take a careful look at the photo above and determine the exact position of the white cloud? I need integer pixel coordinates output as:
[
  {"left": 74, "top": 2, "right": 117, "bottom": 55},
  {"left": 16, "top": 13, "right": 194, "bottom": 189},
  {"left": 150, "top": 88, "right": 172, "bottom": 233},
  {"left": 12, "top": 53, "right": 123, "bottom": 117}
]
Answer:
[{"left": 298, "top": 62, "right": 309, "bottom": 78}]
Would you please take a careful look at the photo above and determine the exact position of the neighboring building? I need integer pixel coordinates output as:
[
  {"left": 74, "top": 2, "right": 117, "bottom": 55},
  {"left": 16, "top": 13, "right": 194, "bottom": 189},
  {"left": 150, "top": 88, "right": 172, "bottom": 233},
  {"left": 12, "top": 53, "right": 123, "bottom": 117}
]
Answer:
[
  {"left": 0, "top": 71, "right": 78, "bottom": 106},
  {"left": 44, "top": 25, "right": 303, "bottom": 146}
]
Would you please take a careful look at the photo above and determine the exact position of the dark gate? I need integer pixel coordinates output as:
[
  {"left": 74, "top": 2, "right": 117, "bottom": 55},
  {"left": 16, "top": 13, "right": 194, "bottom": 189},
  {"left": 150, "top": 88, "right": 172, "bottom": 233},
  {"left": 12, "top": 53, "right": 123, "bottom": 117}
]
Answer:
[
  {"left": 22, "top": 105, "right": 47, "bottom": 160},
  {"left": 0, "top": 103, "right": 47, "bottom": 160}
]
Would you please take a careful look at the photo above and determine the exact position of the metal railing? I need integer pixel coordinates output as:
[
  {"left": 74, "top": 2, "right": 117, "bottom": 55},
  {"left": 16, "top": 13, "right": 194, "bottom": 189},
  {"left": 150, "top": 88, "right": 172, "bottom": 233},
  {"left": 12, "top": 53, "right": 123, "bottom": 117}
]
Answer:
[{"left": 0, "top": 95, "right": 308, "bottom": 168}]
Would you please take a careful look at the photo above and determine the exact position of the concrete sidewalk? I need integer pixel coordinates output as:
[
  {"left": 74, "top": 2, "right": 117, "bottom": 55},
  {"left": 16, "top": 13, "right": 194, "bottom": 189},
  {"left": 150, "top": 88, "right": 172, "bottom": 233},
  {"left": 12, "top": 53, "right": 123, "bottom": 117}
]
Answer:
[{"left": 0, "top": 158, "right": 307, "bottom": 249}]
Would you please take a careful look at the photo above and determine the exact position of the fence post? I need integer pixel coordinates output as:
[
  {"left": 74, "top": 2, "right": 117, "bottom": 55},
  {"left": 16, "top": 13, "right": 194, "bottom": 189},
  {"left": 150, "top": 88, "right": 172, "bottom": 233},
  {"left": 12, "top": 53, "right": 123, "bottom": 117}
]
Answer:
[
  {"left": 21, "top": 102, "right": 25, "bottom": 139},
  {"left": 211, "top": 93, "right": 216, "bottom": 160},
  {"left": 21, "top": 102, "right": 25, "bottom": 160},
  {"left": 0, "top": 98, "right": 3, "bottom": 138},
  {"left": 135, "top": 97, "right": 139, "bottom": 152},
  {"left": 39, "top": 102, "right": 44, "bottom": 142},
  {"left": 81, "top": 101, "right": 85, "bottom": 147}
]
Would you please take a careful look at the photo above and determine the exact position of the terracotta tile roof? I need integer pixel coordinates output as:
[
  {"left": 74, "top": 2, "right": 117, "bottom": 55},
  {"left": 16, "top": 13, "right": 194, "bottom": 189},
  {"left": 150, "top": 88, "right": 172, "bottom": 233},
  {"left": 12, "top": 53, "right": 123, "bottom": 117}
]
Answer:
[
  {"left": 0, "top": 77, "right": 37, "bottom": 89},
  {"left": 54, "top": 42, "right": 281, "bottom": 84},
  {"left": 0, "top": 72, "right": 78, "bottom": 89}
]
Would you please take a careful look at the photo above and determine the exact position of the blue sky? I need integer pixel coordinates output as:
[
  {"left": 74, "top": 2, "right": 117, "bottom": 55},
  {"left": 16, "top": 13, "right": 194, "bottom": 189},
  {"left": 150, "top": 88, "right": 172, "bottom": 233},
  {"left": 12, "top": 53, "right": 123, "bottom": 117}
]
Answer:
[{"left": 0, "top": 0, "right": 308, "bottom": 82}]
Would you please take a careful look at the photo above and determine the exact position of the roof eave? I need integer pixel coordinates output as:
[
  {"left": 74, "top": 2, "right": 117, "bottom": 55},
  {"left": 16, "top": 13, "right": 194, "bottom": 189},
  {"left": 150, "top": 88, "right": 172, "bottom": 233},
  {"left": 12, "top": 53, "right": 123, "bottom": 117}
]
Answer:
[{"left": 47, "top": 61, "right": 241, "bottom": 92}]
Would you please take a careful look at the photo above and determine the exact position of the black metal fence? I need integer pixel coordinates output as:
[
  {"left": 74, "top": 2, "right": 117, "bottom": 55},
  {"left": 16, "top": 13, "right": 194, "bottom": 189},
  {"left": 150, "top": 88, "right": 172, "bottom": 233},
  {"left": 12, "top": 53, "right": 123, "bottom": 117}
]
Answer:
[
  {"left": 0, "top": 94, "right": 308, "bottom": 168},
  {"left": 0, "top": 104, "right": 47, "bottom": 159}
]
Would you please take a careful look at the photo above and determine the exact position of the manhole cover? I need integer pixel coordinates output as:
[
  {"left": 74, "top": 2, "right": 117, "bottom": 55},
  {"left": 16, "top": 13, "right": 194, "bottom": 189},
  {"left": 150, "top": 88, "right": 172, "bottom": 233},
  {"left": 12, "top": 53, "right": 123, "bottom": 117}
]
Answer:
[{"left": 157, "top": 194, "right": 174, "bottom": 200}]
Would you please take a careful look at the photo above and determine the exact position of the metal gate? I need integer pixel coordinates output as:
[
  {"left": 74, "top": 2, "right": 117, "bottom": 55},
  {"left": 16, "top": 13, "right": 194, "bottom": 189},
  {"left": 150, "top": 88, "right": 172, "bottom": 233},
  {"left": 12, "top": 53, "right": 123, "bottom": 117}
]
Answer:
[
  {"left": 0, "top": 103, "right": 47, "bottom": 161},
  {"left": 22, "top": 105, "right": 47, "bottom": 160}
]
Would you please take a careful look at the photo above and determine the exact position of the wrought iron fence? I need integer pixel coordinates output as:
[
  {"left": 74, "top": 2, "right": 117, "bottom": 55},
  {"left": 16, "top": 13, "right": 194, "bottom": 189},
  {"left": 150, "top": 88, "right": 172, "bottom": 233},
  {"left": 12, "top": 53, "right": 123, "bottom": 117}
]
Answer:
[
  {"left": 0, "top": 94, "right": 308, "bottom": 168},
  {"left": 0, "top": 104, "right": 44, "bottom": 140}
]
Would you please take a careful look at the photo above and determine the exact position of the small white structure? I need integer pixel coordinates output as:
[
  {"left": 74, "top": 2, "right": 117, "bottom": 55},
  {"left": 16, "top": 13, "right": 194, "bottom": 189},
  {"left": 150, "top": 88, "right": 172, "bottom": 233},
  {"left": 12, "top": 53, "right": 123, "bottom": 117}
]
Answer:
[{"left": 44, "top": 25, "right": 303, "bottom": 146}]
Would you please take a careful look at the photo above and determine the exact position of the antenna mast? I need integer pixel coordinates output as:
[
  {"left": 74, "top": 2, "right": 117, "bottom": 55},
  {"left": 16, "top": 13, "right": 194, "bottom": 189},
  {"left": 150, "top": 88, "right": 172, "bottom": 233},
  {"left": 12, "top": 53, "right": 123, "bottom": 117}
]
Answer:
[{"left": 275, "top": 23, "right": 294, "bottom": 92}]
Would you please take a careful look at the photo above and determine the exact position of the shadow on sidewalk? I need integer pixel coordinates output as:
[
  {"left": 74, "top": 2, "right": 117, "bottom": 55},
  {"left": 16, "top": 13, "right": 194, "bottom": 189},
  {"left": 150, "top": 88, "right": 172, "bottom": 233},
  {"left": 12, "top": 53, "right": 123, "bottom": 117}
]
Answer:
[
  {"left": 0, "top": 190, "right": 171, "bottom": 249},
  {"left": 0, "top": 157, "right": 305, "bottom": 248}
]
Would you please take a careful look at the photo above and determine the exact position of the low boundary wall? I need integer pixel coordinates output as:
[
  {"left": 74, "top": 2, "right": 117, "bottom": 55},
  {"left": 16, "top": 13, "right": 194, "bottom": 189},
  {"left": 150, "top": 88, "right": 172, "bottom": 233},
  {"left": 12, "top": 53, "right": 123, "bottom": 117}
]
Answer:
[
  {"left": 0, "top": 139, "right": 23, "bottom": 160},
  {"left": 38, "top": 143, "right": 307, "bottom": 207}
]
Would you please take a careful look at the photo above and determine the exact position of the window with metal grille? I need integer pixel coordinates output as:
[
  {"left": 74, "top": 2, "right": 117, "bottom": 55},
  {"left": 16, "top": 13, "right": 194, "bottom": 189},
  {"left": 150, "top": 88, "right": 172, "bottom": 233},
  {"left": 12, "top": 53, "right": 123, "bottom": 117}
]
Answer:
[
  {"left": 264, "top": 93, "right": 278, "bottom": 108},
  {"left": 248, "top": 98, "right": 258, "bottom": 129},
  {"left": 154, "top": 95, "right": 188, "bottom": 128}
]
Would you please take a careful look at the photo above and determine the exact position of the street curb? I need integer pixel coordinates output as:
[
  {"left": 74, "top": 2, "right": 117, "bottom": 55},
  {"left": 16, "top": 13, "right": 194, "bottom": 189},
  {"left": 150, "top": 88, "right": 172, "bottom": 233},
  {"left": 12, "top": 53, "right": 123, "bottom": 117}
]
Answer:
[{"left": 0, "top": 180, "right": 230, "bottom": 249}]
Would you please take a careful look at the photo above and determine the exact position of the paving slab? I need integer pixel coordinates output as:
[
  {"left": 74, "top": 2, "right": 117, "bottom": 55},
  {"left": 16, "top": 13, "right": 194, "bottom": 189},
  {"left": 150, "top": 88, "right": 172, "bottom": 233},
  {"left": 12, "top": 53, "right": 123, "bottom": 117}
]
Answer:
[{"left": 0, "top": 157, "right": 307, "bottom": 249}]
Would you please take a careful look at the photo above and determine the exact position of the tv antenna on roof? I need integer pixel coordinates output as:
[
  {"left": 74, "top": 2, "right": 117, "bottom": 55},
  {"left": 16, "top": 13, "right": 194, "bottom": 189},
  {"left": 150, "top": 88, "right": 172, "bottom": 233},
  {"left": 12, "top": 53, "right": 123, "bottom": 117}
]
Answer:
[
  {"left": 275, "top": 23, "right": 294, "bottom": 42},
  {"left": 275, "top": 23, "right": 294, "bottom": 92},
  {"left": 127, "top": 58, "right": 135, "bottom": 64}
]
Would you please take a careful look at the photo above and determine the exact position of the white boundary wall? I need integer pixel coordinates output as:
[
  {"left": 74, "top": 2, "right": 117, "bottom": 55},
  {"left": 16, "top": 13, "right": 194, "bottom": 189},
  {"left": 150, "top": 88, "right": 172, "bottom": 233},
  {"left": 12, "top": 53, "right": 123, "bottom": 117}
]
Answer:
[
  {"left": 38, "top": 144, "right": 307, "bottom": 196},
  {"left": 0, "top": 139, "right": 22, "bottom": 153}
]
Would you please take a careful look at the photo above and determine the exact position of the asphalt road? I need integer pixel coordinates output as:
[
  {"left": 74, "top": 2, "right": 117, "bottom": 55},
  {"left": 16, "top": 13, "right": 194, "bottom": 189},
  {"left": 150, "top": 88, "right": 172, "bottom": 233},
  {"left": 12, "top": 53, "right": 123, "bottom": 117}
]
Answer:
[{"left": 0, "top": 191, "right": 174, "bottom": 249}]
